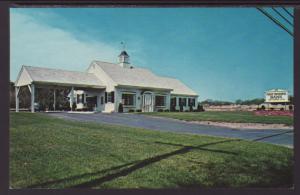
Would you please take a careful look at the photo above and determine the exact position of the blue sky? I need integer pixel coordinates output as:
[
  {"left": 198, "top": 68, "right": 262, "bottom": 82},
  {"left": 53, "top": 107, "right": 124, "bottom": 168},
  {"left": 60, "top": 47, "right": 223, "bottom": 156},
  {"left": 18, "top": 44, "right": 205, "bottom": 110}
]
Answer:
[{"left": 10, "top": 8, "right": 294, "bottom": 101}]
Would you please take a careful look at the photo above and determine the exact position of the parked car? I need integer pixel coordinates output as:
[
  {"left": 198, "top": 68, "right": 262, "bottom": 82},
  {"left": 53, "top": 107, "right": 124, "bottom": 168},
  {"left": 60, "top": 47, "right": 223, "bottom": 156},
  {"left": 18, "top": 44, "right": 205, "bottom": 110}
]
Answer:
[{"left": 258, "top": 102, "right": 291, "bottom": 111}]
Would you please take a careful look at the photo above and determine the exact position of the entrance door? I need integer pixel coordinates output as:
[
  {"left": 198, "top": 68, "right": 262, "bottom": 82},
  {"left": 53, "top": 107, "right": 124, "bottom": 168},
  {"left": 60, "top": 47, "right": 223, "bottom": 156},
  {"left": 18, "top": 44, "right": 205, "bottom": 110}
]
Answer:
[{"left": 142, "top": 92, "right": 154, "bottom": 112}]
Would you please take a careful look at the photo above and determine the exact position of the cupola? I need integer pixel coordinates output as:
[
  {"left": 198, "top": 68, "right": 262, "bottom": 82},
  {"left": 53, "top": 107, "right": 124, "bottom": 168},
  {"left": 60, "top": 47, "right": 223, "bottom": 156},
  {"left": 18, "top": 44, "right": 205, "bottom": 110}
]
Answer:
[{"left": 118, "top": 50, "right": 131, "bottom": 68}]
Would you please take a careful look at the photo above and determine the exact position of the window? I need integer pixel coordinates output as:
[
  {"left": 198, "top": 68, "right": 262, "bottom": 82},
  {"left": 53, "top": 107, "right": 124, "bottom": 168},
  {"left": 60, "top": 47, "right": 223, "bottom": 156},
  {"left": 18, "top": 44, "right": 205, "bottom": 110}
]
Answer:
[
  {"left": 155, "top": 95, "right": 166, "bottom": 107},
  {"left": 122, "top": 93, "right": 135, "bottom": 106},
  {"left": 188, "top": 98, "right": 196, "bottom": 107},
  {"left": 107, "top": 93, "right": 112, "bottom": 102},
  {"left": 105, "top": 92, "right": 114, "bottom": 103},
  {"left": 180, "top": 98, "right": 187, "bottom": 106},
  {"left": 77, "top": 94, "right": 84, "bottom": 104},
  {"left": 171, "top": 97, "right": 176, "bottom": 106}
]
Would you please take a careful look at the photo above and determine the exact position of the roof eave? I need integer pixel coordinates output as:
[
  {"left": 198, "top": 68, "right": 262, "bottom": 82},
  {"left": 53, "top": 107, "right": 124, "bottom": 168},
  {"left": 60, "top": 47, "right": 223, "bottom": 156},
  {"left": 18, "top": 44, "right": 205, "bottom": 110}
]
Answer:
[
  {"left": 32, "top": 81, "right": 106, "bottom": 89},
  {"left": 171, "top": 93, "right": 198, "bottom": 97},
  {"left": 116, "top": 84, "right": 173, "bottom": 91}
]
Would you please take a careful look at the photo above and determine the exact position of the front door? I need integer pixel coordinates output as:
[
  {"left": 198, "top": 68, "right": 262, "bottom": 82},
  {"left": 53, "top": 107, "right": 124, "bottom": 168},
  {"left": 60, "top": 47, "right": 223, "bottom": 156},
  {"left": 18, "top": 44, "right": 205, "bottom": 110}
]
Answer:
[{"left": 142, "top": 92, "right": 154, "bottom": 112}]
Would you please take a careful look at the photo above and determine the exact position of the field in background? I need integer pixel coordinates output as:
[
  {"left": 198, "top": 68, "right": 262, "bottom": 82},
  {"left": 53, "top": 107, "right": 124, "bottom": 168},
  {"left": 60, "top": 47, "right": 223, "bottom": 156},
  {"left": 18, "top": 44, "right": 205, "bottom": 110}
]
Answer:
[
  {"left": 140, "top": 111, "right": 293, "bottom": 126},
  {"left": 10, "top": 113, "right": 293, "bottom": 188}
]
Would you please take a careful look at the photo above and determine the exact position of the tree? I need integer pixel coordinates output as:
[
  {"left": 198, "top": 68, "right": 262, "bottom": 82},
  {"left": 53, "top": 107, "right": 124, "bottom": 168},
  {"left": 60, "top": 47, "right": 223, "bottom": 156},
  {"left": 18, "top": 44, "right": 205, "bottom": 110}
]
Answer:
[
  {"left": 289, "top": 95, "right": 294, "bottom": 104},
  {"left": 235, "top": 99, "right": 243, "bottom": 105}
]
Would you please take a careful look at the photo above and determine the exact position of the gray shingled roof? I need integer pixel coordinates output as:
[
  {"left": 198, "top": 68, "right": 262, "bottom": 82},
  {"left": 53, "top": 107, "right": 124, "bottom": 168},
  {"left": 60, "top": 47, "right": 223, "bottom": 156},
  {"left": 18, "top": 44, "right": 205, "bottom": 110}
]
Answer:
[
  {"left": 160, "top": 77, "right": 198, "bottom": 96},
  {"left": 24, "top": 66, "right": 104, "bottom": 88},
  {"left": 93, "top": 61, "right": 198, "bottom": 96}
]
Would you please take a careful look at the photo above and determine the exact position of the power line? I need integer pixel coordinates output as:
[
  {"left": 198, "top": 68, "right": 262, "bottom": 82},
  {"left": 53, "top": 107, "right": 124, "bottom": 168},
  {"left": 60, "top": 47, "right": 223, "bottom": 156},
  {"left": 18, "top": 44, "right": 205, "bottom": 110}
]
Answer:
[
  {"left": 271, "top": 7, "right": 293, "bottom": 27},
  {"left": 256, "top": 7, "right": 293, "bottom": 37},
  {"left": 282, "top": 7, "right": 294, "bottom": 19}
]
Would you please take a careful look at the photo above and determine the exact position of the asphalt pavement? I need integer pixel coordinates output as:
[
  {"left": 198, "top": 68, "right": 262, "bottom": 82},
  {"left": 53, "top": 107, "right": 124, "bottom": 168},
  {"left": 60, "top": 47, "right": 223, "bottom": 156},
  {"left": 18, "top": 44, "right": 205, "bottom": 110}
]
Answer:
[{"left": 46, "top": 112, "right": 293, "bottom": 148}]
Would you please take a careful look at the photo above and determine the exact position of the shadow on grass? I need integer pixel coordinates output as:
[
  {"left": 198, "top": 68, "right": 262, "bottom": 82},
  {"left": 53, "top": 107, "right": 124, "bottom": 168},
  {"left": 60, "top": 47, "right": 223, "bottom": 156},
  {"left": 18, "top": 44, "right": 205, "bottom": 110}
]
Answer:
[
  {"left": 26, "top": 139, "right": 239, "bottom": 188},
  {"left": 71, "top": 139, "right": 239, "bottom": 188},
  {"left": 26, "top": 160, "right": 141, "bottom": 188}
]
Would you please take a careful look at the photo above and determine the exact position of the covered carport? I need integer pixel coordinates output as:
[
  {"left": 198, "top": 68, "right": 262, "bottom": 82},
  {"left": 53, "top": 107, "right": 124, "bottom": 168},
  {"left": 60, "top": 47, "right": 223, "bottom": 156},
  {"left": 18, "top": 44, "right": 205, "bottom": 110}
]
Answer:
[{"left": 14, "top": 65, "right": 105, "bottom": 113}]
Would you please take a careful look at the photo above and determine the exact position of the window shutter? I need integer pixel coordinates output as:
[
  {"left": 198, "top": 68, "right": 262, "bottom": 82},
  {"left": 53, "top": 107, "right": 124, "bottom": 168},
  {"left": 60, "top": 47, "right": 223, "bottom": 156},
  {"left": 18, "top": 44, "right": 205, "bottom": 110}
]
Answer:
[
  {"left": 105, "top": 92, "right": 107, "bottom": 103},
  {"left": 111, "top": 92, "right": 115, "bottom": 103}
]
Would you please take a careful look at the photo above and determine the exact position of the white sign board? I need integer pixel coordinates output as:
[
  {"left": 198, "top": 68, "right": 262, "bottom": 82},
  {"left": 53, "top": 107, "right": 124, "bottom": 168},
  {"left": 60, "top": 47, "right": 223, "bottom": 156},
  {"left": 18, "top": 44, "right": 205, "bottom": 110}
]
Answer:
[{"left": 265, "top": 90, "right": 289, "bottom": 103}]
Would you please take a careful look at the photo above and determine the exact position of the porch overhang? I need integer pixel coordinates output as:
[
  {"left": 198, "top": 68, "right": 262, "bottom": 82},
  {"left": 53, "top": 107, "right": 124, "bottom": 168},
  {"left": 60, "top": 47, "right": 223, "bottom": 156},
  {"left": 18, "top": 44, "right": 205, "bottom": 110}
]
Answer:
[{"left": 32, "top": 81, "right": 106, "bottom": 89}]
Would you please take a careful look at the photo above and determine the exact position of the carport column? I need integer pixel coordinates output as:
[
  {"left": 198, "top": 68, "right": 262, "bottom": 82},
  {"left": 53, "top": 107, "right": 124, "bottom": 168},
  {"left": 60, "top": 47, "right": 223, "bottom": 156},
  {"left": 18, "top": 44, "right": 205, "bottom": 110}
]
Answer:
[
  {"left": 53, "top": 89, "right": 56, "bottom": 111},
  {"left": 15, "top": 86, "right": 20, "bottom": 112},
  {"left": 96, "top": 95, "right": 100, "bottom": 111},
  {"left": 31, "top": 84, "right": 35, "bottom": 113},
  {"left": 70, "top": 87, "right": 74, "bottom": 111},
  {"left": 176, "top": 97, "right": 179, "bottom": 110}
]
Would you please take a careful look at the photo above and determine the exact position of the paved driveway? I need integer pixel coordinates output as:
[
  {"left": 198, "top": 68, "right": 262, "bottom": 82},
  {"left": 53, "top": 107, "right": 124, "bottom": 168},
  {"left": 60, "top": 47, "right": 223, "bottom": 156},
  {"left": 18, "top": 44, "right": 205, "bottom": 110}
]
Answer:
[{"left": 46, "top": 112, "right": 293, "bottom": 147}]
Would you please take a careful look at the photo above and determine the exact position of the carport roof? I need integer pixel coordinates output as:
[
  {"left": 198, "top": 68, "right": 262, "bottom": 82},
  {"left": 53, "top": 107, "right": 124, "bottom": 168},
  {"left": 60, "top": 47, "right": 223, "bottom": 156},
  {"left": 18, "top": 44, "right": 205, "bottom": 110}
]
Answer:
[{"left": 16, "top": 65, "right": 105, "bottom": 88}]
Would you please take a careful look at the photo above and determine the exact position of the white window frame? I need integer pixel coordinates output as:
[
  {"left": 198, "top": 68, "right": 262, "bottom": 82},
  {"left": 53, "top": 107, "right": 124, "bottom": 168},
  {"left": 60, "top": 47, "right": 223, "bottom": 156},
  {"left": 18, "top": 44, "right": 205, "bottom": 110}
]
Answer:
[
  {"left": 121, "top": 92, "right": 136, "bottom": 107},
  {"left": 155, "top": 95, "right": 167, "bottom": 107},
  {"left": 107, "top": 93, "right": 112, "bottom": 103}
]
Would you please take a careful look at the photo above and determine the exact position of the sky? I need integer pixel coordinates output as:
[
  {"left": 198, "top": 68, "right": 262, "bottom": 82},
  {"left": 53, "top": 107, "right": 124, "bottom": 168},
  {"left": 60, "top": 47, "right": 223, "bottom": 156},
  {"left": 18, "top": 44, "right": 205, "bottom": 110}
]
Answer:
[{"left": 10, "top": 7, "right": 294, "bottom": 101}]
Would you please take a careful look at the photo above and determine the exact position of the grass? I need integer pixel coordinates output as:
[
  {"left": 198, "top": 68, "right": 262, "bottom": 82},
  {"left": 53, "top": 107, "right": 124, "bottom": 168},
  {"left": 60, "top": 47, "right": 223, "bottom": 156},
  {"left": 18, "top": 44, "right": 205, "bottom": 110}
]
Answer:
[
  {"left": 10, "top": 112, "right": 293, "bottom": 189},
  {"left": 139, "top": 111, "right": 293, "bottom": 126}
]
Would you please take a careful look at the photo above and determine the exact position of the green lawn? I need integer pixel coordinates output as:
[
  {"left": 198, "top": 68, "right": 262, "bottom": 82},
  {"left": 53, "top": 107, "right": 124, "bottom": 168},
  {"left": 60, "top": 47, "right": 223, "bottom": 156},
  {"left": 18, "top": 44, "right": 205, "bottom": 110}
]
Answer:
[
  {"left": 10, "top": 113, "right": 293, "bottom": 189},
  {"left": 140, "top": 111, "right": 293, "bottom": 125}
]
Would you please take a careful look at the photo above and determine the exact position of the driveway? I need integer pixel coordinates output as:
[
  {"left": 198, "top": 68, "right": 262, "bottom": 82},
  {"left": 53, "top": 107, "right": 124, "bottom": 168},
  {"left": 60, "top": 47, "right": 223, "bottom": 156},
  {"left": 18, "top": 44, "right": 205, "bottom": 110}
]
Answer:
[{"left": 46, "top": 112, "right": 293, "bottom": 148}]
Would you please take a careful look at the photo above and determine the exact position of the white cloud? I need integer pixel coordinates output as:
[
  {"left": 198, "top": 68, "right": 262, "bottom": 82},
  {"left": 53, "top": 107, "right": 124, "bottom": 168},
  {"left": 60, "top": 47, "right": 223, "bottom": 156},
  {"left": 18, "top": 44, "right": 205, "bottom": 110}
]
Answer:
[{"left": 10, "top": 11, "right": 121, "bottom": 81}]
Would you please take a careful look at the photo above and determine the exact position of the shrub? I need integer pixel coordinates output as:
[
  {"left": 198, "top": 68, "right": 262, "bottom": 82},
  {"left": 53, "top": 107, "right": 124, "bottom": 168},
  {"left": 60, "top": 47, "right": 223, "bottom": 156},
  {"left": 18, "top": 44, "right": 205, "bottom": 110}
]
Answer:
[
  {"left": 128, "top": 109, "right": 135, "bottom": 112},
  {"left": 72, "top": 102, "right": 77, "bottom": 111},
  {"left": 270, "top": 107, "right": 274, "bottom": 110},
  {"left": 39, "top": 103, "right": 45, "bottom": 111},
  {"left": 136, "top": 109, "right": 142, "bottom": 112},
  {"left": 164, "top": 109, "right": 170, "bottom": 112},
  {"left": 158, "top": 109, "right": 164, "bottom": 112},
  {"left": 170, "top": 106, "right": 176, "bottom": 112},
  {"left": 179, "top": 105, "right": 184, "bottom": 112},
  {"left": 261, "top": 105, "right": 266, "bottom": 110},
  {"left": 197, "top": 104, "right": 205, "bottom": 112},
  {"left": 118, "top": 103, "right": 124, "bottom": 113},
  {"left": 289, "top": 105, "right": 293, "bottom": 111},
  {"left": 280, "top": 108, "right": 284, "bottom": 111}
]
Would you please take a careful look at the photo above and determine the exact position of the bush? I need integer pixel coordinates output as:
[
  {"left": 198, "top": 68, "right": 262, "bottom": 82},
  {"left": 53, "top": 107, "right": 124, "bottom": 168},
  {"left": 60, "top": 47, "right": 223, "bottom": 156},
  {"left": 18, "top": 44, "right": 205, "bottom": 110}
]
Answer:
[
  {"left": 179, "top": 105, "right": 184, "bottom": 112},
  {"left": 118, "top": 103, "right": 123, "bottom": 113},
  {"left": 280, "top": 108, "right": 284, "bottom": 111},
  {"left": 261, "top": 105, "right": 266, "bottom": 110},
  {"left": 128, "top": 109, "right": 135, "bottom": 112},
  {"left": 72, "top": 102, "right": 77, "bottom": 111},
  {"left": 164, "top": 109, "right": 170, "bottom": 112},
  {"left": 136, "top": 109, "right": 142, "bottom": 112},
  {"left": 270, "top": 107, "right": 274, "bottom": 110},
  {"left": 39, "top": 103, "right": 46, "bottom": 111},
  {"left": 197, "top": 104, "right": 205, "bottom": 112},
  {"left": 289, "top": 105, "right": 293, "bottom": 111},
  {"left": 158, "top": 109, "right": 164, "bottom": 112},
  {"left": 170, "top": 106, "right": 176, "bottom": 112}
]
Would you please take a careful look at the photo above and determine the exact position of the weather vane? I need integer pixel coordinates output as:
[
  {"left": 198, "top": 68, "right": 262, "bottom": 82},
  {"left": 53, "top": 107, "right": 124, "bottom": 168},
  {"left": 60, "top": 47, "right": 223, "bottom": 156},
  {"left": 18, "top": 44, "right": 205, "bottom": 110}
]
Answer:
[{"left": 120, "top": 41, "right": 126, "bottom": 50}]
